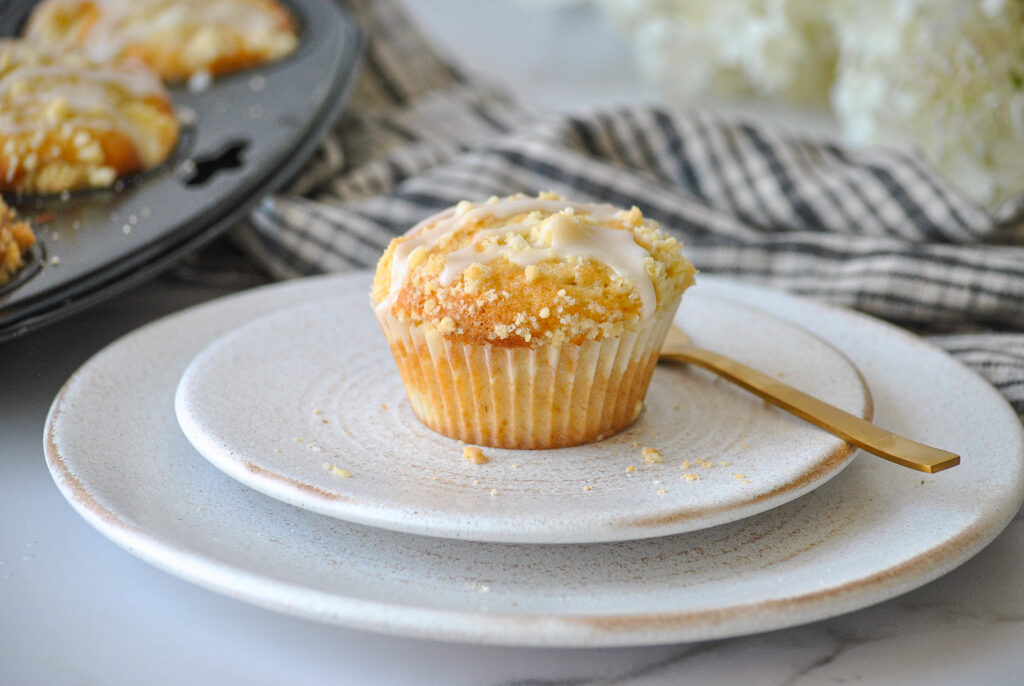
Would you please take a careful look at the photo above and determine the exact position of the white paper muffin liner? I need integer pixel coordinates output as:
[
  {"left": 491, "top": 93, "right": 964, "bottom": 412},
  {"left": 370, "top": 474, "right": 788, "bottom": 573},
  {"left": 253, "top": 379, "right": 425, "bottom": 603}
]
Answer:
[{"left": 376, "top": 298, "right": 680, "bottom": 449}]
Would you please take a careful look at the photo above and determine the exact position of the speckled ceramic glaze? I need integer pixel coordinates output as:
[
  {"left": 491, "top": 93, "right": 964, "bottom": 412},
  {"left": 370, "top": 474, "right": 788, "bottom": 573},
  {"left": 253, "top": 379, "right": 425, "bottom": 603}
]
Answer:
[
  {"left": 44, "top": 273, "right": 1024, "bottom": 647},
  {"left": 174, "top": 291, "right": 869, "bottom": 543}
]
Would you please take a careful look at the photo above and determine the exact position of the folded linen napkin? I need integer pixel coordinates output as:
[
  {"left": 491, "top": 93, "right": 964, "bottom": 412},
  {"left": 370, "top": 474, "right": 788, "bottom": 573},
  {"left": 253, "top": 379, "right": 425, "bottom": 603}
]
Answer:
[{"left": 231, "top": 0, "right": 1024, "bottom": 416}]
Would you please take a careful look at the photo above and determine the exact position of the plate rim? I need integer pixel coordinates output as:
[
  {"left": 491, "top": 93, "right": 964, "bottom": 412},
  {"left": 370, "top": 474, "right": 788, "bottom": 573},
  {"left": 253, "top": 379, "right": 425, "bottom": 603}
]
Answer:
[{"left": 43, "top": 272, "right": 1024, "bottom": 646}]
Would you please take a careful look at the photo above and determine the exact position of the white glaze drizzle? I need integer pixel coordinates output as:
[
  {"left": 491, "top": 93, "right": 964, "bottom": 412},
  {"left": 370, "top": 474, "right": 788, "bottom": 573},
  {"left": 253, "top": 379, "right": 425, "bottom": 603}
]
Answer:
[
  {"left": 379, "top": 197, "right": 658, "bottom": 319},
  {"left": 0, "top": 52, "right": 167, "bottom": 155}
]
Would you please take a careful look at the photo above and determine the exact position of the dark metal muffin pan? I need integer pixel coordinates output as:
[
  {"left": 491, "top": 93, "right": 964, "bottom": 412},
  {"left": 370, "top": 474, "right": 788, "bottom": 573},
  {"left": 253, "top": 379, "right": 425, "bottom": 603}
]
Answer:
[{"left": 0, "top": 0, "right": 363, "bottom": 342}]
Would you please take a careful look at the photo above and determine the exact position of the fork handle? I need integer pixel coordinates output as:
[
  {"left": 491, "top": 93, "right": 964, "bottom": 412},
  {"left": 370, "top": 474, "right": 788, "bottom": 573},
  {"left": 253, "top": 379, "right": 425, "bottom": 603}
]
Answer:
[{"left": 661, "top": 346, "right": 960, "bottom": 473}]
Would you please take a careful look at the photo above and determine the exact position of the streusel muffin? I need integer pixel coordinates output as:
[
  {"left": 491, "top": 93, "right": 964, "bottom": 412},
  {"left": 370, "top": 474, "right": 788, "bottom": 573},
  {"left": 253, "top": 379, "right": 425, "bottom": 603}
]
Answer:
[
  {"left": 372, "top": 192, "right": 696, "bottom": 449},
  {"left": 0, "top": 40, "right": 178, "bottom": 194},
  {"left": 26, "top": 0, "right": 299, "bottom": 82},
  {"left": 0, "top": 199, "right": 35, "bottom": 286}
]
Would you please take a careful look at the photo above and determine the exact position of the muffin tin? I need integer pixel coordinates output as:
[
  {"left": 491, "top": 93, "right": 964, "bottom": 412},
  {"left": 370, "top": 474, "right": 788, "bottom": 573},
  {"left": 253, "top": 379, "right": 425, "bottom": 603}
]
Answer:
[{"left": 0, "top": 0, "right": 363, "bottom": 342}]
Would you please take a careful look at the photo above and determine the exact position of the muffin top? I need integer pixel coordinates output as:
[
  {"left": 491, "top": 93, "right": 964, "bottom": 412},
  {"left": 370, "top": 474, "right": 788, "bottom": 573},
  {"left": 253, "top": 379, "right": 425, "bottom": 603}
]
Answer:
[
  {"left": 26, "top": 0, "right": 298, "bottom": 82},
  {"left": 372, "top": 192, "right": 696, "bottom": 347},
  {"left": 0, "top": 40, "right": 178, "bottom": 193}
]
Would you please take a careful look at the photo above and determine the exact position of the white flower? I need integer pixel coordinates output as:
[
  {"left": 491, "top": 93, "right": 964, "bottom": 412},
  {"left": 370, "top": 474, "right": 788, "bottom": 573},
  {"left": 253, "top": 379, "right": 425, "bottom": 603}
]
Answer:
[
  {"left": 830, "top": 0, "right": 1024, "bottom": 205},
  {"left": 528, "top": 0, "right": 1024, "bottom": 206},
  {"left": 597, "top": 0, "right": 836, "bottom": 106}
]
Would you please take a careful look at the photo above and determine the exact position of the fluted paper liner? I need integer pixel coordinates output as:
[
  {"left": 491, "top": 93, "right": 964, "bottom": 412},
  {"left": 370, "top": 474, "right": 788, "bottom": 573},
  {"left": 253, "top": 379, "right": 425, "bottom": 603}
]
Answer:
[{"left": 376, "top": 298, "right": 680, "bottom": 449}]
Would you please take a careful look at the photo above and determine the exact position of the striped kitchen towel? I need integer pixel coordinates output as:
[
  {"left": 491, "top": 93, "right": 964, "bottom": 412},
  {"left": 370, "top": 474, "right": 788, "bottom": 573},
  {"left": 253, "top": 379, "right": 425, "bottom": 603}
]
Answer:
[{"left": 231, "top": 0, "right": 1024, "bottom": 414}]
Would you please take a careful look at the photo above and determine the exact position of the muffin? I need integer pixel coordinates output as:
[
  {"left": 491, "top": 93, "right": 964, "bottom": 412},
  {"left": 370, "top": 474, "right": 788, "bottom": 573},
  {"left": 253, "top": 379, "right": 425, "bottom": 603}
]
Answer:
[
  {"left": 0, "top": 40, "right": 179, "bottom": 194},
  {"left": 371, "top": 192, "right": 697, "bottom": 449},
  {"left": 26, "top": 0, "right": 299, "bottom": 83},
  {"left": 0, "top": 199, "right": 35, "bottom": 286}
]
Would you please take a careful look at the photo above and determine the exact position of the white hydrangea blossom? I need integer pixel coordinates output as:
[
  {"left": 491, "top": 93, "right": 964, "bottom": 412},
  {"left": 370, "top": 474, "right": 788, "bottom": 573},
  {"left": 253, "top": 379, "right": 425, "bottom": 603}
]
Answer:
[
  {"left": 830, "top": 0, "right": 1024, "bottom": 205},
  {"left": 526, "top": 0, "right": 1024, "bottom": 206},
  {"left": 597, "top": 0, "right": 836, "bottom": 105}
]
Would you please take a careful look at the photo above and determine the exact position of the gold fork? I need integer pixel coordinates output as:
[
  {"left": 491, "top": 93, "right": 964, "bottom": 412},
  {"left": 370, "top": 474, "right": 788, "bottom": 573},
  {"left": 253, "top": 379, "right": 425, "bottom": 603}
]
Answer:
[{"left": 659, "top": 326, "right": 960, "bottom": 473}]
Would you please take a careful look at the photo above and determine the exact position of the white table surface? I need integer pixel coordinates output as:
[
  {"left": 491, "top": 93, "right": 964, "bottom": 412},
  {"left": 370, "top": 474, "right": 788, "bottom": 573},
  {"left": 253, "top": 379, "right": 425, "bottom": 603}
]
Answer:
[{"left": 3, "top": 2, "right": 1023, "bottom": 683}]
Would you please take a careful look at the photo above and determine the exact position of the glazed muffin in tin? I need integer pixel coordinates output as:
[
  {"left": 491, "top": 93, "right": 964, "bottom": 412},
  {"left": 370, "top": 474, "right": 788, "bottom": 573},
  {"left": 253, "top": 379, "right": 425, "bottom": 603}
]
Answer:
[
  {"left": 0, "top": 40, "right": 179, "bottom": 194},
  {"left": 26, "top": 0, "right": 299, "bottom": 82},
  {"left": 0, "top": 197, "right": 35, "bottom": 286}
]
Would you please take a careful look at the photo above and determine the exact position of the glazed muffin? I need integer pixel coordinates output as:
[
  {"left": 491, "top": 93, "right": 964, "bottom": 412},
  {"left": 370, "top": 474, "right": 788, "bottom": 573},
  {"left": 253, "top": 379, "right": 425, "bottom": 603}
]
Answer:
[
  {"left": 0, "top": 199, "right": 36, "bottom": 287},
  {"left": 0, "top": 41, "right": 178, "bottom": 194},
  {"left": 26, "top": 0, "right": 299, "bottom": 82},
  {"left": 372, "top": 192, "right": 697, "bottom": 449}
]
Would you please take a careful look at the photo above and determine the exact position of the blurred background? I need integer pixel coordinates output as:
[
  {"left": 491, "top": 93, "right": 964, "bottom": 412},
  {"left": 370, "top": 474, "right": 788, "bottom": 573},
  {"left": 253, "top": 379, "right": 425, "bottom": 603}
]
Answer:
[{"left": 403, "top": 0, "right": 1024, "bottom": 210}]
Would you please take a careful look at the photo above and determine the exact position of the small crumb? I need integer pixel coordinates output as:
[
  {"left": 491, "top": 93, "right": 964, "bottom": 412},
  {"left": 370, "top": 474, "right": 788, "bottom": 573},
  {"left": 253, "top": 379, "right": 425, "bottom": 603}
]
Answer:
[
  {"left": 681, "top": 473, "right": 699, "bottom": 482},
  {"left": 321, "top": 418, "right": 329, "bottom": 424},
  {"left": 512, "top": 462, "right": 521, "bottom": 469},
  {"left": 681, "top": 459, "right": 690, "bottom": 470},
  {"left": 343, "top": 431, "right": 351, "bottom": 437},
  {"left": 381, "top": 403, "right": 387, "bottom": 410},
  {"left": 49, "top": 255, "right": 60, "bottom": 266},
  {"left": 187, "top": 70, "right": 212, "bottom": 92},
  {"left": 490, "top": 488, "right": 498, "bottom": 496},
  {"left": 431, "top": 476, "right": 439, "bottom": 481},
  {"left": 472, "top": 479, "right": 481, "bottom": 485},
  {"left": 740, "top": 441, "right": 749, "bottom": 450},
  {"left": 656, "top": 488, "right": 667, "bottom": 495},
  {"left": 295, "top": 437, "right": 302, "bottom": 442},
  {"left": 323, "top": 463, "right": 351, "bottom": 478},
  {"left": 273, "top": 448, "right": 281, "bottom": 454},
  {"left": 719, "top": 460, "right": 730, "bottom": 467},
  {"left": 674, "top": 404, "right": 681, "bottom": 411},
  {"left": 641, "top": 447, "right": 664, "bottom": 464},
  {"left": 625, "top": 464, "right": 636, "bottom": 474},
  {"left": 463, "top": 446, "right": 489, "bottom": 464},
  {"left": 122, "top": 224, "right": 131, "bottom": 234},
  {"left": 733, "top": 473, "right": 747, "bottom": 480},
  {"left": 583, "top": 485, "right": 592, "bottom": 492},
  {"left": 313, "top": 409, "right": 321, "bottom": 415},
  {"left": 700, "top": 460, "right": 714, "bottom": 468}
]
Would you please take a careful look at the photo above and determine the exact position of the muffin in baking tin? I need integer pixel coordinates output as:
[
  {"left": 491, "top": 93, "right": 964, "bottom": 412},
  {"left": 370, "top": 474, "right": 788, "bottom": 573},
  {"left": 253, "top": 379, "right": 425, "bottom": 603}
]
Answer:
[
  {"left": 0, "top": 197, "right": 36, "bottom": 286},
  {"left": 372, "top": 192, "right": 697, "bottom": 449},
  {"left": 0, "top": 40, "right": 179, "bottom": 194},
  {"left": 26, "top": 0, "right": 299, "bottom": 83}
]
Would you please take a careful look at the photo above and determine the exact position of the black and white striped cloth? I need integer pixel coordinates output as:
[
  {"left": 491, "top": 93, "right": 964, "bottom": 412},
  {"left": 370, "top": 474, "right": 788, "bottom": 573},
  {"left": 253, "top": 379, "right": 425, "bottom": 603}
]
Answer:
[{"left": 232, "top": 0, "right": 1024, "bottom": 415}]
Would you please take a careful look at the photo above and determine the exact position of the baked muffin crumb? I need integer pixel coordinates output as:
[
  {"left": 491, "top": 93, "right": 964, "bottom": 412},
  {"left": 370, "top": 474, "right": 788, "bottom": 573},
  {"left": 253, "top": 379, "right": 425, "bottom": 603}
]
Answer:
[
  {"left": 641, "top": 447, "right": 664, "bottom": 464},
  {"left": 463, "top": 446, "right": 488, "bottom": 464}
]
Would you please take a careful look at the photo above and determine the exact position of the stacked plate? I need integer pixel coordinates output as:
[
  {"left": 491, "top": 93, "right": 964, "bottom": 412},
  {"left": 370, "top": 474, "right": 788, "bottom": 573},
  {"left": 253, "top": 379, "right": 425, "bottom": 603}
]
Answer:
[{"left": 44, "top": 272, "right": 1024, "bottom": 646}]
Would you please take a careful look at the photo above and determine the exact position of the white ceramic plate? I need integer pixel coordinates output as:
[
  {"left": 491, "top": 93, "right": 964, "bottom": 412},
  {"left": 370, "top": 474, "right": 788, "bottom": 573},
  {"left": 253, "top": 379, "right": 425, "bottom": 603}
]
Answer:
[
  {"left": 174, "top": 291, "right": 869, "bottom": 543},
  {"left": 44, "top": 273, "right": 1024, "bottom": 647}
]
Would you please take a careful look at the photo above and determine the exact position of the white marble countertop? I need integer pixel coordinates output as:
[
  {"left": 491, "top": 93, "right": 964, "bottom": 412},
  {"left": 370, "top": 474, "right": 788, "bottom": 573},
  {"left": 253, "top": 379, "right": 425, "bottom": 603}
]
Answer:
[{"left": 2, "top": 2, "right": 1023, "bottom": 683}]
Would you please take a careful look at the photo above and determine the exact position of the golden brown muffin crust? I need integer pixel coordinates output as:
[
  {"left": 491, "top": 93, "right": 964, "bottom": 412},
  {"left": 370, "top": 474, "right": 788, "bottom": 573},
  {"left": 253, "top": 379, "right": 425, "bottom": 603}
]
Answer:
[
  {"left": 0, "top": 199, "right": 36, "bottom": 286},
  {"left": 26, "top": 0, "right": 299, "bottom": 82},
  {"left": 0, "top": 40, "right": 179, "bottom": 194},
  {"left": 373, "top": 193, "right": 696, "bottom": 347}
]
